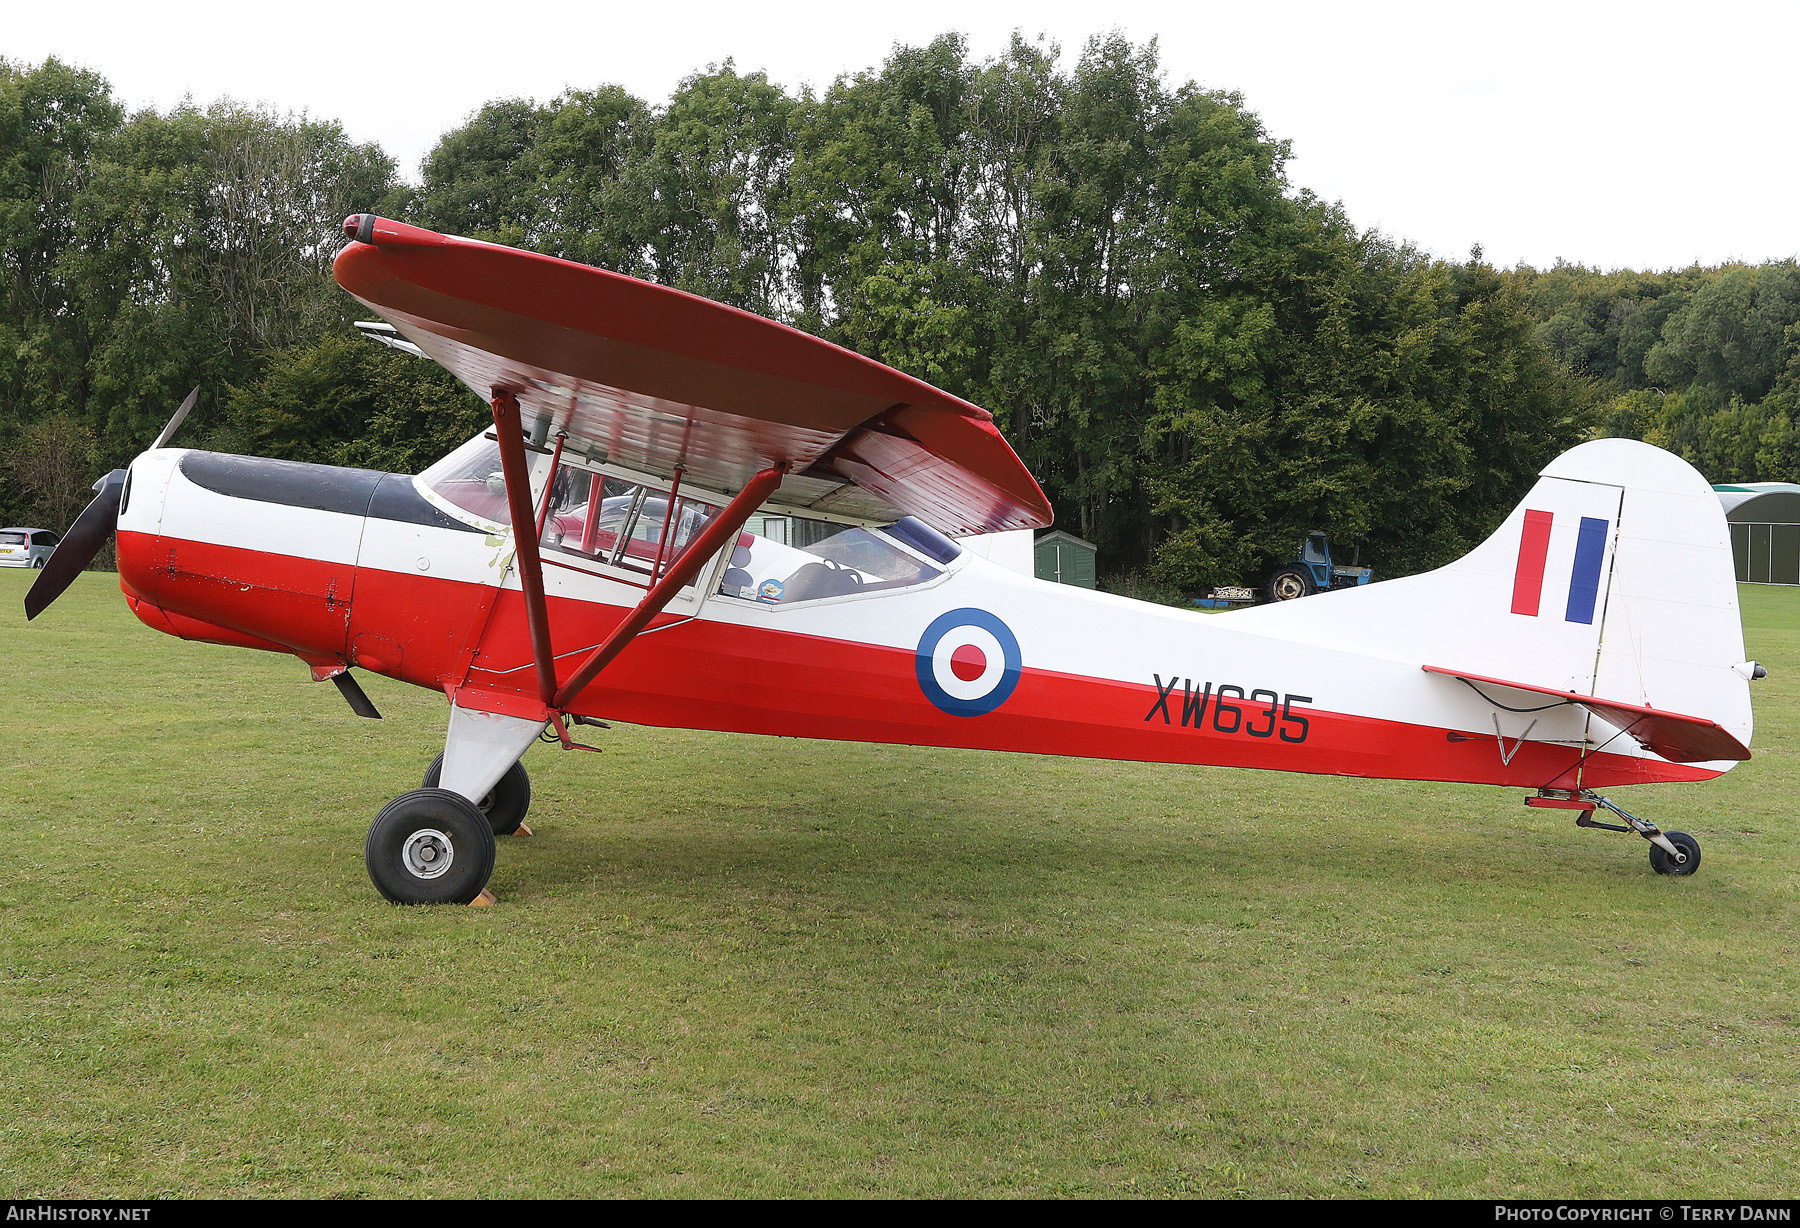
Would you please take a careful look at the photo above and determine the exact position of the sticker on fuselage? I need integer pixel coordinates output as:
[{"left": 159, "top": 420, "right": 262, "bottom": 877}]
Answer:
[{"left": 915, "top": 608, "right": 1022, "bottom": 717}]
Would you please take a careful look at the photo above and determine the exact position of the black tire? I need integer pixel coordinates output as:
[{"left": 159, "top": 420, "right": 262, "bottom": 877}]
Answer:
[
  {"left": 1649, "top": 830, "right": 1701, "bottom": 877},
  {"left": 365, "top": 788, "right": 497, "bottom": 905},
  {"left": 422, "top": 752, "right": 531, "bottom": 836},
  {"left": 31, "top": 557, "right": 45, "bottom": 569},
  {"left": 1266, "top": 567, "right": 1315, "bottom": 602}
]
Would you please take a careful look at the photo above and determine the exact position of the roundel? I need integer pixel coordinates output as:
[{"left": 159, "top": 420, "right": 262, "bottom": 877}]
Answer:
[{"left": 915, "top": 608, "right": 1022, "bottom": 717}]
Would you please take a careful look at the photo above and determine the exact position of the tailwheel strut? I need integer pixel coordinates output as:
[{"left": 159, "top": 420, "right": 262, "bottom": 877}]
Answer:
[{"left": 1525, "top": 789, "right": 1701, "bottom": 876}]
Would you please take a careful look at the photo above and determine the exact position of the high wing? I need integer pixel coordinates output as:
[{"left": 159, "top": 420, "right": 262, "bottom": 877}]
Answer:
[
  {"left": 331, "top": 214, "right": 1051, "bottom": 536},
  {"left": 1421, "top": 665, "right": 1751, "bottom": 763}
]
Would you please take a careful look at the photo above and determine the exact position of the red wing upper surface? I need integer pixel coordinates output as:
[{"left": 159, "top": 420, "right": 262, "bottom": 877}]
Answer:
[{"left": 332, "top": 215, "right": 1051, "bottom": 535}]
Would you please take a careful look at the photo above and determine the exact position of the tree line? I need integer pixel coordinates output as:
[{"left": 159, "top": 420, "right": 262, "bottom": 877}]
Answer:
[
  {"left": 8, "top": 37, "right": 1782, "bottom": 593},
  {"left": 1518, "top": 260, "right": 1800, "bottom": 486}
]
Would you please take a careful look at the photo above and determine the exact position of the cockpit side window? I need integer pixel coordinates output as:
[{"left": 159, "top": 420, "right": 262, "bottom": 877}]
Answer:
[
  {"left": 422, "top": 434, "right": 945, "bottom": 604},
  {"left": 539, "top": 468, "right": 715, "bottom": 577},
  {"left": 718, "top": 512, "right": 943, "bottom": 605}
]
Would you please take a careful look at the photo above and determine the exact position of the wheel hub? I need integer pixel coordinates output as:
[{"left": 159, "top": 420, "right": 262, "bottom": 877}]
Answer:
[{"left": 401, "top": 828, "right": 455, "bottom": 879}]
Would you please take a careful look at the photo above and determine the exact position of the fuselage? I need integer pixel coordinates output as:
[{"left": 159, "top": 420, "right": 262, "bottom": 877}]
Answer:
[{"left": 113, "top": 442, "right": 1724, "bottom": 793}]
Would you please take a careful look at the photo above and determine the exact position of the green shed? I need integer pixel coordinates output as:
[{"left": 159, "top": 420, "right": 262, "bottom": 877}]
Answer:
[{"left": 1034, "top": 530, "right": 1097, "bottom": 589}]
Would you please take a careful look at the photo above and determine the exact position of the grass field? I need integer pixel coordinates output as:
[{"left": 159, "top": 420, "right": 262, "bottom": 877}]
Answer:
[{"left": 0, "top": 568, "right": 1796, "bottom": 1198}]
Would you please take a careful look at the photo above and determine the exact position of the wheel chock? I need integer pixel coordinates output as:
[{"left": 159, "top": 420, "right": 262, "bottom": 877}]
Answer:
[
  {"left": 469, "top": 888, "right": 497, "bottom": 907},
  {"left": 511, "top": 822, "right": 533, "bottom": 837}
]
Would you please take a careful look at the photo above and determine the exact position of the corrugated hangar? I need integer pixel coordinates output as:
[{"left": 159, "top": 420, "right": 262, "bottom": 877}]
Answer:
[{"left": 1714, "top": 482, "right": 1800, "bottom": 584}]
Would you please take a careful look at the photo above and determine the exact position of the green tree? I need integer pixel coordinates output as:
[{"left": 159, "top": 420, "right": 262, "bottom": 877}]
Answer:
[
  {"left": 0, "top": 64, "right": 400, "bottom": 531},
  {"left": 1646, "top": 263, "right": 1800, "bottom": 402},
  {"left": 217, "top": 329, "right": 480, "bottom": 474},
  {"left": 412, "top": 98, "right": 547, "bottom": 246},
  {"left": 530, "top": 85, "right": 657, "bottom": 276},
  {"left": 637, "top": 62, "right": 797, "bottom": 315},
  {"left": 0, "top": 56, "right": 124, "bottom": 432},
  {"left": 789, "top": 33, "right": 975, "bottom": 334}
]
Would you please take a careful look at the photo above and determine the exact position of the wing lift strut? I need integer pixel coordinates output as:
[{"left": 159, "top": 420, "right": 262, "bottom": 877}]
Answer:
[
  {"left": 370, "top": 388, "right": 789, "bottom": 906},
  {"left": 487, "top": 388, "right": 788, "bottom": 749}
]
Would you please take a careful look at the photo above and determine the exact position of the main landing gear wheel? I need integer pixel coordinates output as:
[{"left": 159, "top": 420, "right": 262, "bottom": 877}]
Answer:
[
  {"left": 1266, "top": 567, "right": 1314, "bottom": 602},
  {"left": 365, "top": 788, "right": 496, "bottom": 905},
  {"left": 422, "top": 751, "right": 531, "bottom": 836},
  {"left": 1649, "top": 830, "right": 1701, "bottom": 877}
]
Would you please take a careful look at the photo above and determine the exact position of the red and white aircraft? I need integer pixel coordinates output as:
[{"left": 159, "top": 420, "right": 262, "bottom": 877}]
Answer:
[{"left": 25, "top": 215, "right": 1764, "bottom": 904}]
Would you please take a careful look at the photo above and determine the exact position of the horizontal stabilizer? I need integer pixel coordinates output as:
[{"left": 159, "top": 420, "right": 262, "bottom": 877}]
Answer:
[{"left": 1422, "top": 665, "right": 1750, "bottom": 763}]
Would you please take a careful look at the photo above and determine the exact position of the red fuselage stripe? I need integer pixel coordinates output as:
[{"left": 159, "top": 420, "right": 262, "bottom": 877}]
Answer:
[{"left": 117, "top": 531, "right": 1721, "bottom": 793}]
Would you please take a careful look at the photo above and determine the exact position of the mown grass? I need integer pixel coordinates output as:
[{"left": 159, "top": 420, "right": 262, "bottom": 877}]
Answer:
[{"left": 0, "top": 569, "right": 1796, "bottom": 1198}]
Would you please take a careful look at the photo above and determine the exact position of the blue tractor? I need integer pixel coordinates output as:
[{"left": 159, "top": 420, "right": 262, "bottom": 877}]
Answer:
[{"left": 1265, "top": 531, "right": 1373, "bottom": 601}]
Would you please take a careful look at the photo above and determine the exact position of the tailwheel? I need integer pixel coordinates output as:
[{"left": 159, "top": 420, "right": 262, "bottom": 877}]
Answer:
[
  {"left": 1649, "top": 830, "right": 1701, "bottom": 877},
  {"left": 422, "top": 751, "right": 532, "bottom": 836},
  {"left": 1538, "top": 789, "right": 1705, "bottom": 878},
  {"left": 365, "top": 788, "right": 496, "bottom": 905}
]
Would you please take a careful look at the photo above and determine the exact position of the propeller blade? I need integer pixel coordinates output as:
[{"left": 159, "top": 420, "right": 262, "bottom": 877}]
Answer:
[
  {"left": 150, "top": 387, "right": 199, "bottom": 451},
  {"left": 24, "top": 469, "right": 127, "bottom": 621}
]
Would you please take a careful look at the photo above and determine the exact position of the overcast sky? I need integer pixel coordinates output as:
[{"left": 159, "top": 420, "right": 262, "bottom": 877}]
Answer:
[{"left": 8, "top": 0, "right": 1796, "bottom": 273}]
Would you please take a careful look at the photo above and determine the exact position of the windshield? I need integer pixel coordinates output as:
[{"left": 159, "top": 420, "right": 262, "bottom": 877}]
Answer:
[
  {"left": 418, "top": 435, "right": 512, "bottom": 525},
  {"left": 0, "top": 532, "right": 25, "bottom": 546}
]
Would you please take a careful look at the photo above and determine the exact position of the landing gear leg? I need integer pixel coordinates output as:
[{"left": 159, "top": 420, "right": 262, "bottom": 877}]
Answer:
[
  {"left": 436, "top": 705, "right": 547, "bottom": 839},
  {"left": 1582, "top": 792, "right": 1701, "bottom": 876},
  {"left": 1530, "top": 789, "right": 1701, "bottom": 876}
]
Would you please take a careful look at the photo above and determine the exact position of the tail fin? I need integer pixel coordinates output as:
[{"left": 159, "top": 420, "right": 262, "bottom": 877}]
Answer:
[{"left": 1230, "top": 439, "right": 1754, "bottom": 763}]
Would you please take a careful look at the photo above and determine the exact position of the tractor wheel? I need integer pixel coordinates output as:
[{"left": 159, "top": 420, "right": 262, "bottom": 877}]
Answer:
[{"left": 1266, "top": 568, "right": 1315, "bottom": 602}]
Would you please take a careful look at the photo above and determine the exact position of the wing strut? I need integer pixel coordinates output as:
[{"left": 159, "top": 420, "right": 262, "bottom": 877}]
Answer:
[
  {"left": 490, "top": 390, "right": 560, "bottom": 706},
  {"left": 552, "top": 463, "right": 786, "bottom": 709},
  {"left": 489, "top": 386, "right": 787, "bottom": 717}
]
